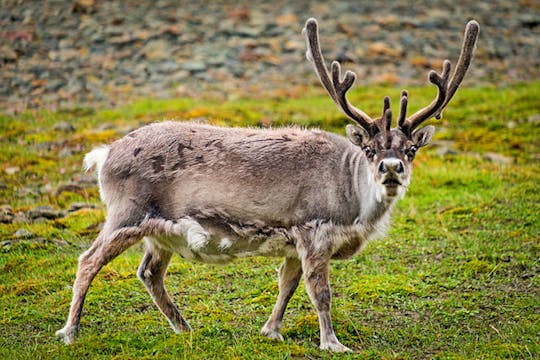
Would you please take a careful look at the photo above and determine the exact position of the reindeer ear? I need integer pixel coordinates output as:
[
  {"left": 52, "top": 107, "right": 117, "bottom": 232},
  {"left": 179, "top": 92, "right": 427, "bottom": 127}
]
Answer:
[
  {"left": 346, "top": 125, "right": 370, "bottom": 146},
  {"left": 412, "top": 125, "right": 435, "bottom": 147}
]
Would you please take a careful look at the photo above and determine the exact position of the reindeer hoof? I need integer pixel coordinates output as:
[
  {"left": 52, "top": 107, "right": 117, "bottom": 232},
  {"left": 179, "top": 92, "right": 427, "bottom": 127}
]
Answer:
[
  {"left": 261, "top": 324, "right": 284, "bottom": 341},
  {"left": 320, "top": 340, "right": 352, "bottom": 352},
  {"left": 55, "top": 326, "right": 78, "bottom": 345},
  {"left": 172, "top": 321, "right": 193, "bottom": 334}
]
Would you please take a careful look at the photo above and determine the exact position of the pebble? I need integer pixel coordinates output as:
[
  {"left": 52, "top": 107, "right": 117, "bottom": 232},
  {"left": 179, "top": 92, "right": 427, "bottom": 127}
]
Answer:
[
  {"left": 483, "top": 152, "right": 513, "bottom": 165},
  {"left": 27, "top": 206, "right": 64, "bottom": 220},
  {"left": 67, "top": 202, "right": 97, "bottom": 212},
  {"left": 141, "top": 39, "right": 172, "bottom": 61},
  {"left": 13, "top": 228, "right": 33, "bottom": 238},
  {"left": 4, "top": 166, "right": 20, "bottom": 175},
  {"left": 0, "top": 44, "right": 18, "bottom": 61},
  {"left": 0, "top": 205, "right": 14, "bottom": 223},
  {"left": 53, "top": 121, "right": 76, "bottom": 133},
  {"left": 180, "top": 61, "right": 207, "bottom": 72}
]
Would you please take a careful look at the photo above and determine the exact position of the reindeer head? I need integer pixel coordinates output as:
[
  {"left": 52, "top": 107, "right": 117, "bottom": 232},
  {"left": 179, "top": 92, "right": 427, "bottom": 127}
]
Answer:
[{"left": 303, "top": 18, "right": 479, "bottom": 198}]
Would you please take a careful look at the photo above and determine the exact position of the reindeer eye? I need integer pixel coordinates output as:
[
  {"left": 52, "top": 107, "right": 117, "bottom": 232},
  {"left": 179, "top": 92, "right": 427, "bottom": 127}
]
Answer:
[
  {"left": 406, "top": 146, "right": 418, "bottom": 160},
  {"left": 362, "top": 146, "right": 376, "bottom": 159}
]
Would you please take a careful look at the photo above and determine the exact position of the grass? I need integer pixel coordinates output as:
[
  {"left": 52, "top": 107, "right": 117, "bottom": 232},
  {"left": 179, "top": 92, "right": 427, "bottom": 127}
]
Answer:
[{"left": 0, "top": 81, "right": 538, "bottom": 359}]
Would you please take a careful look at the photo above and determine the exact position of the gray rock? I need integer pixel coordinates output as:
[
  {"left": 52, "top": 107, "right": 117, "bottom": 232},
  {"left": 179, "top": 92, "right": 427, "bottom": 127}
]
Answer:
[
  {"left": 45, "top": 79, "right": 66, "bottom": 92},
  {"left": 54, "top": 121, "right": 76, "bottom": 133},
  {"left": 13, "top": 228, "right": 33, "bottom": 238},
  {"left": 52, "top": 239, "right": 69, "bottom": 247},
  {"left": 151, "top": 60, "right": 181, "bottom": 74},
  {"left": 65, "top": 77, "right": 85, "bottom": 95},
  {"left": 0, "top": 45, "right": 18, "bottom": 61},
  {"left": 234, "top": 26, "right": 264, "bottom": 38},
  {"left": 483, "top": 152, "right": 513, "bottom": 164},
  {"left": 4, "top": 166, "right": 20, "bottom": 175},
  {"left": 141, "top": 39, "right": 172, "bottom": 61},
  {"left": 436, "top": 147, "right": 459, "bottom": 157},
  {"left": 180, "top": 61, "right": 207, "bottom": 72},
  {"left": 27, "top": 206, "right": 64, "bottom": 220},
  {"left": 67, "top": 202, "right": 97, "bottom": 212},
  {"left": 528, "top": 114, "right": 540, "bottom": 124},
  {"left": 0, "top": 205, "right": 14, "bottom": 223}
]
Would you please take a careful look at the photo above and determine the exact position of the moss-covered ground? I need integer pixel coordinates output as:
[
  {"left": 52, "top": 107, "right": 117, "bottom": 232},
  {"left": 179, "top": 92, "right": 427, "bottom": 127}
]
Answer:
[{"left": 0, "top": 82, "right": 538, "bottom": 359}]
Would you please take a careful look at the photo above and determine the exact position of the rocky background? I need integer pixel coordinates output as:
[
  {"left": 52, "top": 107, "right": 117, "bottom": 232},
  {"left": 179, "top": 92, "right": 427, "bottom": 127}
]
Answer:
[{"left": 1, "top": 0, "right": 539, "bottom": 114}]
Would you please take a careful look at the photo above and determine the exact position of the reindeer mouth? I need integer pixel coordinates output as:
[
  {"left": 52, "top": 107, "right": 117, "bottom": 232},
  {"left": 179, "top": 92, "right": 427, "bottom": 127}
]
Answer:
[{"left": 382, "top": 178, "right": 402, "bottom": 187}]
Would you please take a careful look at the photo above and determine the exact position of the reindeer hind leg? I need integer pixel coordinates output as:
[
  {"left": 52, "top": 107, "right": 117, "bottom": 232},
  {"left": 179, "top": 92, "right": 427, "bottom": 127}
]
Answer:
[
  {"left": 56, "top": 219, "right": 150, "bottom": 344},
  {"left": 137, "top": 238, "right": 191, "bottom": 333}
]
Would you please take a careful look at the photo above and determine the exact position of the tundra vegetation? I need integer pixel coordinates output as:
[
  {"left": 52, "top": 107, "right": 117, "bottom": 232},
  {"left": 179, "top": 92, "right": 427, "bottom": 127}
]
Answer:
[{"left": 0, "top": 80, "right": 539, "bottom": 359}]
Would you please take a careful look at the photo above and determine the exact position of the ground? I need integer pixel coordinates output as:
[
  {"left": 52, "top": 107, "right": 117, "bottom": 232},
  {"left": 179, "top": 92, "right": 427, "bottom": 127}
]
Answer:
[{"left": 0, "top": 81, "right": 538, "bottom": 359}]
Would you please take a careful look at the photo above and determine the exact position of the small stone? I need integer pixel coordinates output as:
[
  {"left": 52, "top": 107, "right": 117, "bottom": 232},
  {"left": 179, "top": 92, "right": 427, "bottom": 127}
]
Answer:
[
  {"left": 0, "top": 205, "right": 14, "bottom": 223},
  {"left": 275, "top": 13, "right": 298, "bottom": 27},
  {"left": 67, "top": 202, "right": 97, "bottom": 212},
  {"left": 13, "top": 228, "right": 33, "bottom": 238},
  {"left": 151, "top": 60, "right": 181, "bottom": 74},
  {"left": 56, "top": 183, "right": 84, "bottom": 196},
  {"left": 57, "top": 48, "right": 79, "bottom": 62},
  {"left": 368, "top": 42, "right": 404, "bottom": 58},
  {"left": 141, "top": 39, "right": 171, "bottom": 61},
  {"left": 28, "top": 206, "right": 64, "bottom": 220},
  {"left": 228, "top": 7, "right": 250, "bottom": 22},
  {"left": 234, "top": 26, "right": 263, "bottom": 38},
  {"left": 40, "top": 183, "right": 54, "bottom": 194},
  {"left": 0, "top": 45, "right": 18, "bottom": 62},
  {"left": 73, "top": 0, "right": 95, "bottom": 13},
  {"left": 528, "top": 114, "right": 540, "bottom": 124},
  {"left": 2, "top": 240, "right": 12, "bottom": 247},
  {"left": 45, "top": 79, "right": 65, "bottom": 92},
  {"left": 372, "top": 72, "right": 399, "bottom": 84},
  {"left": 65, "top": 77, "right": 85, "bottom": 95},
  {"left": 58, "top": 147, "right": 74, "bottom": 158},
  {"left": 283, "top": 39, "right": 304, "bottom": 52},
  {"left": 4, "top": 166, "right": 20, "bottom": 175},
  {"left": 375, "top": 14, "right": 401, "bottom": 28},
  {"left": 171, "top": 70, "right": 190, "bottom": 82},
  {"left": 54, "top": 121, "right": 76, "bottom": 133},
  {"left": 483, "top": 152, "right": 512, "bottom": 164},
  {"left": 437, "top": 147, "right": 458, "bottom": 157},
  {"left": 52, "top": 239, "right": 69, "bottom": 247},
  {"left": 180, "top": 61, "right": 207, "bottom": 72}
]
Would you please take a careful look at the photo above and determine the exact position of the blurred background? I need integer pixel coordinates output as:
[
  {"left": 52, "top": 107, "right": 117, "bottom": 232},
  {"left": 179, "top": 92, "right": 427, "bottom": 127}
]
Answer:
[{"left": 1, "top": 0, "right": 538, "bottom": 115}]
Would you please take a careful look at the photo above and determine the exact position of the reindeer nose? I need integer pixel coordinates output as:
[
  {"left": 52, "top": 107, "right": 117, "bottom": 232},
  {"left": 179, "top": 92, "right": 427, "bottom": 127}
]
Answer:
[{"left": 378, "top": 159, "right": 404, "bottom": 174}]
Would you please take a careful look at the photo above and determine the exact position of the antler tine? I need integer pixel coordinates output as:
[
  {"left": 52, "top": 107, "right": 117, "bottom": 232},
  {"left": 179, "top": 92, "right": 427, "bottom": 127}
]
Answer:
[
  {"left": 303, "top": 18, "right": 376, "bottom": 133},
  {"left": 381, "top": 96, "right": 391, "bottom": 131},
  {"left": 397, "top": 90, "right": 408, "bottom": 128},
  {"left": 384, "top": 108, "right": 392, "bottom": 133},
  {"left": 437, "top": 20, "right": 480, "bottom": 118},
  {"left": 402, "top": 60, "right": 451, "bottom": 135},
  {"left": 402, "top": 20, "right": 479, "bottom": 134}
]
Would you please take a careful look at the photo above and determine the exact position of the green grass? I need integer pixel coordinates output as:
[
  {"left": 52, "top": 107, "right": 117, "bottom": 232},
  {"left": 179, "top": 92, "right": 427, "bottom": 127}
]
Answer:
[{"left": 0, "top": 81, "right": 539, "bottom": 359}]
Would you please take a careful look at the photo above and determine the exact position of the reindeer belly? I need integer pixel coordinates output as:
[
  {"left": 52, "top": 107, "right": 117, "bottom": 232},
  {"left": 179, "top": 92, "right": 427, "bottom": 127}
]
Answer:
[{"left": 146, "top": 217, "right": 298, "bottom": 264}]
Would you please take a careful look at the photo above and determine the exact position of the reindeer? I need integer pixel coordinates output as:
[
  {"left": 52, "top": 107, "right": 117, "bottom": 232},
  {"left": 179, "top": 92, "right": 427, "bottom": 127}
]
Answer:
[{"left": 56, "top": 18, "right": 479, "bottom": 352}]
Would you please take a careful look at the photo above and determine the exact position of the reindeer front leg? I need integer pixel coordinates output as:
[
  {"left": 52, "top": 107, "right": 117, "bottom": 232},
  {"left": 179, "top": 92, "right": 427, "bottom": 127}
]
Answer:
[
  {"left": 299, "top": 250, "right": 352, "bottom": 352},
  {"left": 261, "top": 257, "right": 303, "bottom": 340}
]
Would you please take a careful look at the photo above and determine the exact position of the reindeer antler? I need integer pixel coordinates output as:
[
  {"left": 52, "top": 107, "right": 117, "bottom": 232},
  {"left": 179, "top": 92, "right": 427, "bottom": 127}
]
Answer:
[
  {"left": 303, "top": 18, "right": 479, "bottom": 137},
  {"left": 303, "top": 18, "right": 378, "bottom": 135},
  {"left": 400, "top": 20, "right": 480, "bottom": 135}
]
